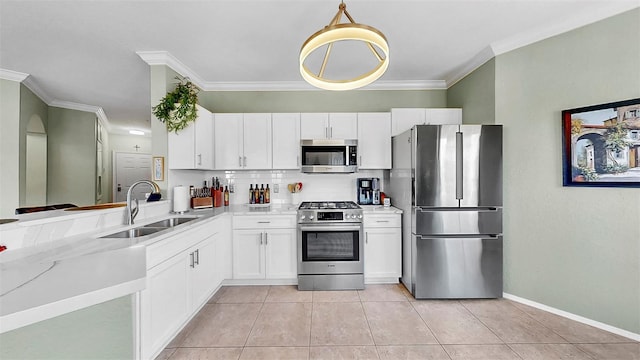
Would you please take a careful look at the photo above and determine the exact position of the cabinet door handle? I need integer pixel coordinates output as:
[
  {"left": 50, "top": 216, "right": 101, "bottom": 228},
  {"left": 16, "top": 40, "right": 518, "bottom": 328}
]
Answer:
[
  {"left": 376, "top": 220, "right": 390, "bottom": 223},
  {"left": 265, "top": 233, "right": 268, "bottom": 245},
  {"left": 239, "top": 156, "right": 242, "bottom": 167},
  {"left": 257, "top": 221, "right": 271, "bottom": 224},
  {"left": 195, "top": 249, "right": 200, "bottom": 265},
  {"left": 259, "top": 232, "right": 263, "bottom": 245},
  {"left": 197, "top": 154, "right": 202, "bottom": 165},
  {"left": 243, "top": 156, "right": 247, "bottom": 167},
  {"left": 359, "top": 155, "right": 362, "bottom": 166},
  {"left": 330, "top": 127, "right": 333, "bottom": 138},
  {"left": 190, "top": 252, "right": 195, "bottom": 268},
  {"left": 365, "top": 232, "right": 368, "bottom": 244}
]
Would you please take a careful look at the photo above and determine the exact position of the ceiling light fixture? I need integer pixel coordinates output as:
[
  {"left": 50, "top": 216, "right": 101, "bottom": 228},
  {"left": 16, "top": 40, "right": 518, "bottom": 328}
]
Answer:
[
  {"left": 299, "top": 1, "right": 389, "bottom": 91},
  {"left": 129, "top": 130, "right": 145, "bottom": 136}
]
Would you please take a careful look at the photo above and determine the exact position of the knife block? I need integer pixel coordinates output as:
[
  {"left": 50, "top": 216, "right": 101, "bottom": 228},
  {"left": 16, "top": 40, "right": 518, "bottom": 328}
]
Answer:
[{"left": 191, "top": 197, "right": 213, "bottom": 209}]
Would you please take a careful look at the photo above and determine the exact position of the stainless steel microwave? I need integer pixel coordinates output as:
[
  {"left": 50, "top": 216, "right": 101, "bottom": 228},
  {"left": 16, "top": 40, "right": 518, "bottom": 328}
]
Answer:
[{"left": 300, "top": 139, "right": 358, "bottom": 173}]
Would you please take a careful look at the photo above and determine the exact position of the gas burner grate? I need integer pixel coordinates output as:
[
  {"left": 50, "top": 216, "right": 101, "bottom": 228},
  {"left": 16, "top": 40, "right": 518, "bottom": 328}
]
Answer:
[{"left": 298, "top": 201, "right": 361, "bottom": 210}]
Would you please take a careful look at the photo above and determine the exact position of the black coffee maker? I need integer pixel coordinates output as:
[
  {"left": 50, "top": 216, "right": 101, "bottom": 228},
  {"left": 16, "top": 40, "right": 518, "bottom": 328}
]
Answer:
[{"left": 357, "top": 178, "right": 380, "bottom": 205}]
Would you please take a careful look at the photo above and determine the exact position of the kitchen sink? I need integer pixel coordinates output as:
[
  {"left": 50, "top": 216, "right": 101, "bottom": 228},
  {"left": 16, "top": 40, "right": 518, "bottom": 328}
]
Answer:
[
  {"left": 100, "top": 227, "right": 167, "bottom": 239},
  {"left": 99, "top": 216, "right": 200, "bottom": 239},
  {"left": 143, "top": 216, "right": 198, "bottom": 228}
]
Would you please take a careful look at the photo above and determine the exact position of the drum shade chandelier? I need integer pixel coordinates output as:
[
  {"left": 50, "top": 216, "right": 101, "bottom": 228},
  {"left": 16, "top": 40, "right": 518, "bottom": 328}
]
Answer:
[{"left": 299, "top": 1, "right": 389, "bottom": 91}]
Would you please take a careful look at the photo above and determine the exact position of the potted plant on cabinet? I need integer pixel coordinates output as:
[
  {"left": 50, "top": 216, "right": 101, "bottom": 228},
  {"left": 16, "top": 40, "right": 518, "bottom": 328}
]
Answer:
[{"left": 152, "top": 77, "right": 199, "bottom": 133}]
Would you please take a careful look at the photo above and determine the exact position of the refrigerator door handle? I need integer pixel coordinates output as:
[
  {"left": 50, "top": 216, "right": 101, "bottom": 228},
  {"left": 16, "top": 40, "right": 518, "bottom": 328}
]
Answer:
[
  {"left": 415, "top": 234, "right": 500, "bottom": 240},
  {"left": 456, "top": 131, "right": 463, "bottom": 200}
]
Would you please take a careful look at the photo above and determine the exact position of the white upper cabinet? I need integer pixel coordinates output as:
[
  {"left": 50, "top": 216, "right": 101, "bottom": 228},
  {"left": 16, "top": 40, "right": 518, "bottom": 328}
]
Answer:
[
  {"left": 214, "top": 113, "right": 272, "bottom": 170},
  {"left": 214, "top": 113, "right": 243, "bottom": 170},
  {"left": 300, "top": 113, "right": 357, "bottom": 140},
  {"left": 391, "top": 108, "right": 462, "bottom": 136},
  {"left": 168, "top": 105, "right": 214, "bottom": 170},
  {"left": 300, "top": 113, "right": 329, "bottom": 139},
  {"left": 243, "top": 113, "right": 272, "bottom": 169},
  {"left": 272, "top": 113, "right": 301, "bottom": 169},
  {"left": 329, "top": 113, "right": 358, "bottom": 139},
  {"left": 357, "top": 112, "right": 391, "bottom": 169}
]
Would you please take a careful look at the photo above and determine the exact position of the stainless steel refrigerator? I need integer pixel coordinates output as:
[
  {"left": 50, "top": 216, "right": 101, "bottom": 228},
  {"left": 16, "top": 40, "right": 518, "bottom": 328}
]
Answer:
[{"left": 389, "top": 125, "right": 503, "bottom": 299}]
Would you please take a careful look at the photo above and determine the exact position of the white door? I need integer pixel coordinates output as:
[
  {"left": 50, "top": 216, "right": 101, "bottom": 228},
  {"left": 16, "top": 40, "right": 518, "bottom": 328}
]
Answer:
[
  {"left": 427, "top": 108, "right": 462, "bottom": 125},
  {"left": 358, "top": 113, "right": 391, "bottom": 169},
  {"left": 189, "top": 236, "right": 218, "bottom": 308},
  {"left": 232, "top": 230, "right": 265, "bottom": 279},
  {"left": 272, "top": 113, "right": 300, "bottom": 169},
  {"left": 113, "top": 152, "right": 152, "bottom": 202},
  {"left": 214, "top": 113, "right": 243, "bottom": 170},
  {"left": 168, "top": 121, "right": 195, "bottom": 169},
  {"left": 264, "top": 229, "right": 297, "bottom": 279},
  {"left": 141, "top": 253, "right": 190, "bottom": 360},
  {"left": 243, "top": 113, "right": 272, "bottom": 169},
  {"left": 364, "top": 228, "right": 402, "bottom": 279},
  {"left": 391, "top": 108, "right": 426, "bottom": 136},
  {"left": 329, "top": 113, "right": 358, "bottom": 139},
  {"left": 300, "top": 113, "right": 329, "bottom": 139},
  {"left": 194, "top": 107, "right": 215, "bottom": 169}
]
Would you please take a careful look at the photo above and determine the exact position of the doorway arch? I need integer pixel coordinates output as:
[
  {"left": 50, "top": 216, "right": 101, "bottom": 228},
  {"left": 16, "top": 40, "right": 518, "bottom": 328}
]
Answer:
[{"left": 25, "top": 115, "right": 47, "bottom": 206}]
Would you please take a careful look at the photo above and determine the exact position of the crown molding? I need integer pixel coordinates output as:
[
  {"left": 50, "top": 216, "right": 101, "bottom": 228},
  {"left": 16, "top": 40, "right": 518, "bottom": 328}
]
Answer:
[
  {"left": 1, "top": 68, "right": 114, "bottom": 131},
  {"left": 0, "top": 69, "right": 29, "bottom": 82},
  {"left": 137, "top": 51, "right": 447, "bottom": 91},
  {"left": 491, "top": 3, "right": 639, "bottom": 56},
  {"left": 445, "top": 46, "right": 496, "bottom": 88},
  {"left": 49, "top": 100, "right": 112, "bottom": 133},
  {"left": 22, "top": 76, "right": 55, "bottom": 104}
]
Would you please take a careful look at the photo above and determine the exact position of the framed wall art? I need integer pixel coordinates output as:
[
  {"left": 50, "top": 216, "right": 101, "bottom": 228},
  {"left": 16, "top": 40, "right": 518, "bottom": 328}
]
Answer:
[
  {"left": 562, "top": 98, "right": 640, "bottom": 187},
  {"left": 153, "top": 156, "right": 164, "bottom": 181}
]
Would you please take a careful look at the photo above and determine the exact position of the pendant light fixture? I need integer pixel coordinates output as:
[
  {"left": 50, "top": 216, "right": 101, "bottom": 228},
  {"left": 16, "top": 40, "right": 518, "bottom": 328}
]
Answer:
[{"left": 299, "top": 1, "right": 389, "bottom": 91}]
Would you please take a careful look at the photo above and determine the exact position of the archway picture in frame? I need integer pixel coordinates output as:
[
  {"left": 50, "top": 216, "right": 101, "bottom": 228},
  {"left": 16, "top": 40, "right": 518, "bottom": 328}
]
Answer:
[{"left": 562, "top": 98, "right": 640, "bottom": 187}]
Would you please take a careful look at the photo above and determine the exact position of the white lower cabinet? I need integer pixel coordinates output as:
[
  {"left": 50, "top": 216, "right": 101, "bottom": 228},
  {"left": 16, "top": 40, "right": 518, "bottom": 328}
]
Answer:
[
  {"left": 141, "top": 251, "right": 190, "bottom": 360},
  {"left": 364, "top": 213, "right": 402, "bottom": 282},
  {"left": 232, "top": 215, "right": 297, "bottom": 280},
  {"left": 140, "top": 215, "right": 230, "bottom": 360}
]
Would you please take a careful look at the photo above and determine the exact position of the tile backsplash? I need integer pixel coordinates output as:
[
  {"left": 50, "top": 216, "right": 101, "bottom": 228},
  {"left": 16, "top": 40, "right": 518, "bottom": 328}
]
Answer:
[{"left": 169, "top": 169, "right": 389, "bottom": 206}]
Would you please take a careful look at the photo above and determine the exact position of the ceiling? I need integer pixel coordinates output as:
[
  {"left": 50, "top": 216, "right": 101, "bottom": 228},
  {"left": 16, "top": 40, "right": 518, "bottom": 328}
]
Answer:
[{"left": 1, "top": 0, "right": 637, "bottom": 133}]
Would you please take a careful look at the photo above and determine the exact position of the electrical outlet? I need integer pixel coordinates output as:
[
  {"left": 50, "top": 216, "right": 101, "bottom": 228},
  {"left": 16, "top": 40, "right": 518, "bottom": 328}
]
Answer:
[
  {"left": 273, "top": 184, "right": 279, "bottom": 193},
  {"left": 229, "top": 183, "right": 235, "bottom": 193}
]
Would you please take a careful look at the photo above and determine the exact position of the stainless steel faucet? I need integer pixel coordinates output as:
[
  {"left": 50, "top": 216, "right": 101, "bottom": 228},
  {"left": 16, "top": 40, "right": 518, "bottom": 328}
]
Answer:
[{"left": 126, "top": 180, "right": 161, "bottom": 225}]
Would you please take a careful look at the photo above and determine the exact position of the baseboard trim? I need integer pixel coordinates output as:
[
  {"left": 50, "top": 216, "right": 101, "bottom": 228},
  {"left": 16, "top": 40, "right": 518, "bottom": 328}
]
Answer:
[{"left": 503, "top": 292, "right": 640, "bottom": 341}]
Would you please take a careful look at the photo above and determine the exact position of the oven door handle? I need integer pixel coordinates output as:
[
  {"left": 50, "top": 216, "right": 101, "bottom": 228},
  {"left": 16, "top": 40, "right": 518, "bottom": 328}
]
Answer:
[{"left": 299, "top": 224, "right": 362, "bottom": 232}]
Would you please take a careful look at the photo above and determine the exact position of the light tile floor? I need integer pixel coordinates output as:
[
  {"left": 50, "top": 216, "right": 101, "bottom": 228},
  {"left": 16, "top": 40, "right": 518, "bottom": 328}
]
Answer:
[{"left": 156, "top": 284, "right": 639, "bottom": 360}]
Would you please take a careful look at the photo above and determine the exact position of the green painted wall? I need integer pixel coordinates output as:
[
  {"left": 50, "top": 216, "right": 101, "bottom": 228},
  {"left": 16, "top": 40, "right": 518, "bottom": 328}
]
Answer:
[
  {"left": 447, "top": 59, "right": 496, "bottom": 125},
  {"left": 197, "top": 89, "right": 446, "bottom": 113},
  {"left": 150, "top": 65, "right": 182, "bottom": 198},
  {"left": 19, "top": 84, "right": 49, "bottom": 206},
  {"left": 0, "top": 79, "right": 21, "bottom": 217},
  {"left": 47, "top": 107, "right": 97, "bottom": 206},
  {"left": 493, "top": 8, "right": 639, "bottom": 333},
  {"left": 0, "top": 295, "right": 134, "bottom": 360}
]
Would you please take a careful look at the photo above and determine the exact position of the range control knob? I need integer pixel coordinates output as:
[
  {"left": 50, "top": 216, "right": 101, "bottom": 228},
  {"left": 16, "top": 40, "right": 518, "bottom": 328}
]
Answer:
[
  {"left": 351, "top": 214, "right": 357, "bottom": 219},
  {"left": 309, "top": 215, "right": 314, "bottom": 220},
  {"left": 357, "top": 214, "right": 363, "bottom": 219},
  {"left": 300, "top": 215, "right": 306, "bottom": 220}
]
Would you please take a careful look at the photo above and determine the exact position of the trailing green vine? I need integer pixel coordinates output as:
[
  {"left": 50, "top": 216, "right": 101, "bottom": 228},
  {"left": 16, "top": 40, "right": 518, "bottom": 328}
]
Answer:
[{"left": 152, "top": 77, "right": 199, "bottom": 133}]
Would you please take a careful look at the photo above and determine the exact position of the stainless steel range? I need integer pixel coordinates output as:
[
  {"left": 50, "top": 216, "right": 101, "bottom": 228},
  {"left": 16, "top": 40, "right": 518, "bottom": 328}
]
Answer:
[{"left": 297, "top": 201, "right": 364, "bottom": 291}]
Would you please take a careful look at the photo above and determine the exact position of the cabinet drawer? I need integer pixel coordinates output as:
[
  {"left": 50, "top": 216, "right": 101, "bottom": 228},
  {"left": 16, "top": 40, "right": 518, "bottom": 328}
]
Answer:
[
  {"left": 233, "top": 215, "right": 296, "bottom": 229},
  {"left": 364, "top": 214, "right": 401, "bottom": 228},
  {"left": 147, "top": 219, "right": 217, "bottom": 269}
]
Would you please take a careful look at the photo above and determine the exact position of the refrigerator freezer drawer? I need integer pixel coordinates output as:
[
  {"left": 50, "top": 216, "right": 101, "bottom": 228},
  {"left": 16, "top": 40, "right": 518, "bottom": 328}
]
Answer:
[
  {"left": 413, "top": 208, "right": 502, "bottom": 235},
  {"left": 413, "top": 235, "right": 503, "bottom": 299}
]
